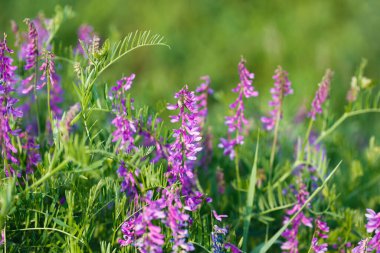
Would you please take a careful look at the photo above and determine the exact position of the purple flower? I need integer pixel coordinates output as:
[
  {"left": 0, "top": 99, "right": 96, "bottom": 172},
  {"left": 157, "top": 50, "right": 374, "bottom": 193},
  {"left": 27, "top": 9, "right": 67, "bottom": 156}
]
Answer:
[
  {"left": 167, "top": 85, "right": 202, "bottom": 188},
  {"left": 211, "top": 225, "right": 228, "bottom": 253},
  {"left": 352, "top": 239, "right": 369, "bottom": 253},
  {"left": 111, "top": 74, "right": 137, "bottom": 153},
  {"left": 216, "top": 169, "right": 226, "bottom": 194},
  {"left": 311, "top": 219, "right": 329, "bottom": 253},
  {"left": 213, "top": 210, "right": 228, "bottom": 221},
  {"left": 224, "top": 243, "right": 242, "bottom": 253},
  {"left": 281, "top": 182, "right": 313, "bottom": 253},
  {"left": 1, "top": 34, "right": 22, "bottom": 177},
  {"left": 195, "top": 75, "right": 213, "bottom": 129},
  {"left": 138, "top": 117, "right": 168, "bottom": 163},
  {"left": 366, "top": 209, "right": 380, "bottom": 233},
  {"left": 20, "top": 129, "right": 41, "bottom": 175},
  {"left": 117, "top": 161, "right": 138, "bottom": 201},
  {"left": 24, "top": 19, "right": 38, "bottom": 71},
  {"left": 164, "top": 187, "right": 194, "bottom": 252},
  {"left": 119, "top": 192, "right": 166, "bottom": 252},
  {"left": 308, "top": 69, "right": 333, "bottom": 120},
  {"left": 369, "top": 232, "right": 380, "bottom": 251},
  {"left": 311, "top": 237, "right": 328, "bottom": 253},
  {"left": 75, "top": 24, "right": 98, "bottom": 55},
  {"left": 219, "top": 59, "right": 258, "bottom": 160},
  {"left": 261, "top": 66, "right": 293, "bottom": 131},
  {"left": 0, "top": 229, "right": 4, "bottom": 245}
]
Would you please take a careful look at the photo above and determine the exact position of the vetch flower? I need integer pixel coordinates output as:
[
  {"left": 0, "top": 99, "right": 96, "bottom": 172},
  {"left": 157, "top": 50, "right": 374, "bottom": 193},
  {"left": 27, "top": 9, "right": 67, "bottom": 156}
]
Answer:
[
  {"left": 281, "top": 181, "right": 313, "bottom": 253},
  {"left": 195, "top": 75, "right": 213, "bottom": 129},
  {"left": 211, "top": 225, "right": 228, "bottom": 253},
  {"left": 111, "top": 74, "right": 137, "bottom": 153},
  {"left": 352, "top": 239, "right": 369, "bottom": 253},
  {"left": 24, "top": 19, "right": 38, "bottom": 71},
  {"left": 213, "top": 210, "right": 228, "bottom": 221},
  {"left": 219, "top": 59, "right": 258, "bottom": 160},
  {"left": 1, "top": 34, "right": 22, "bottom": 177},
  {"left": 365, "top": 209, "right": 380, "bottom": 233},
  {"left": 308, "top": 69, "right": 333, "bottom": 120},
  {"left": 166, "top": 85, "right": 202, "bottom": 188},
  {"left": 261, "top": 66, "right": 293, "bottom": 131},
  {"left": 310, "top": 218, "right": 329, "bottom": 253}
]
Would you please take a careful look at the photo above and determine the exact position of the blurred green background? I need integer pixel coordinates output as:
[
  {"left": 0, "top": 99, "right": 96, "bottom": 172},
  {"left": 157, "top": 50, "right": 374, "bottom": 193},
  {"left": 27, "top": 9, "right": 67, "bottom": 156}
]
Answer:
[{"left": 1, "top": 0, "right": 380, "bottom": 119}]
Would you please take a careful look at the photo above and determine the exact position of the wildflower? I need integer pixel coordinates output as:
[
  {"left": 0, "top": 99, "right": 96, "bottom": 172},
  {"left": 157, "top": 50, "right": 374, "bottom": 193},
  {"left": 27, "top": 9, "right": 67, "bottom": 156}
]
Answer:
[
  {"left": 213, "top": 210, "right": 228, "bottom": 221},
  {"left": 20, "top": 130, "right": 41, "bottom": 175},
  {"left": 164, "top": 187, "right": 194, "bottom": 252},
  {"left": 216, "top": 168, "right": 226, "bottom": 194},
  {"left": 219, "top": 59, "right": 258, "bottom": 160},
  {"left": 310, "top": 219, "right": 329, "bottom": 253},
  {"left": 195, "top": 75, "right": 213, "bottom": 129},
  {"left": 167, "top": 85, "right": 202, "bottom": 187},
  {"left": 0, "top": 229, "right": 4, "bottom": 245},
  {"left": 38, "top": 50, "right": 56, "bottom": 89},
  {"left": 261, "top": 66, "right": 293, "bottom": 130},
  {"left": 224, "top": 243, "right": 242, "bottom": 253},
  {"left": 365, "top": 209, "right": 380, "bottom": 251},
  {"left": 60, "top": 103, "right": 80, "bottom": 140},
  {"left": 24, "top": 19, "right": 38, "bottom": 71},
  {"left": 117, "top": 161, "right": 138, "bottom": 201},
  {"left": 119, "top": 192, "right": 166, "bottom": 252},
  {"left": 308, "top": 69, "right": 333, "bottom": 120},
  {"left": 1, "top": 34, "right": 22, "bottom": 177},
  {"left": 365, "top": 209, "right": 380, "bottom": 233},
  {"left": 75, "top": 24, "right": 98, "bottom": 55},
  {"left": 281, "top": 181, "right": 313, "bottom": 252},
  {"left": 111, "top": 74, "right": 137, "bottom": 153},
  {"left": 352, "top": 239, "right": 369, "bottom": 253},
  {"left": 211, "top": 225, "right": 228, "bottom": 253}
]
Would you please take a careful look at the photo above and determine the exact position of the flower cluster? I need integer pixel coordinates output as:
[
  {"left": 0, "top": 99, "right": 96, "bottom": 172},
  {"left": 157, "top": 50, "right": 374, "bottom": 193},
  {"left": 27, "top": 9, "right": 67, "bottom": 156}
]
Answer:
[
  {"left": 219, "top": 59, "right": 258, "bottom": 160},
  {"left": 195, "top": 75, "right": 213, "bottom": 129},
  {"left": 118, "top": 191, "right": 166, "bottom": 252},
  {"left": 166, "top": 85, "right": 202, "bottom": 187},
  {"left": 311, "top": 219, "right": 329, "bottom": 253},
  {"left": 351, "top": 208, "right": 380, "bottom": 253},
  {"left": 117, "top": 161, "right": 138, "bottom": 202},
  {"left": 281, "top": 181, "right": 313, "bottom": 252},
  {"left": 75, "top": 24, "right": 98, "bottom": 55},
  {"left": 0, "top": 34, "right": 22, "bottom": 177},
  {"left": 23, "top": 19, "right": 38, "bottom": 71},
  {"left": 261, "top": 66, "right": 293, "bottom": 131},
  {"left": 20, "top": 129, "right": 41, "bottom": 176},
  {"left": 308, "top": 69, "right": 333, "bottom": 120},
  {"left": 111, "top": 74, "right": 137, "bottom": 153}
]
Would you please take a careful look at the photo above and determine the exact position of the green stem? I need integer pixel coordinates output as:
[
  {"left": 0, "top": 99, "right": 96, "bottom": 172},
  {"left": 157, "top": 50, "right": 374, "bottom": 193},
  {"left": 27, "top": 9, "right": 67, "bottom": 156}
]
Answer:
[
  {"left": 315, "top": 108, "right": 380, "bottom": 144},
  {"left": 234, "top": 146, "right": 241, "bottom": 206},
  {"left": 33, "top": 56, "right": 42, "bottom": 145},
  {"left": 23, "top": 159, "right": 69, "bottom": 194}
]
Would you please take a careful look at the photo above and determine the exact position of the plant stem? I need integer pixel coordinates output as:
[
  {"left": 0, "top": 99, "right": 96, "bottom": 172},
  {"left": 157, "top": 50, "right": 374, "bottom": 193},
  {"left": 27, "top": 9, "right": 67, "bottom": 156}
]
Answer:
[
  {"left": 269, "top": 109, "right": 282, "bottom": 179},
  {"left": 33, "top": 55, "right": 42, "bottom": 145}
]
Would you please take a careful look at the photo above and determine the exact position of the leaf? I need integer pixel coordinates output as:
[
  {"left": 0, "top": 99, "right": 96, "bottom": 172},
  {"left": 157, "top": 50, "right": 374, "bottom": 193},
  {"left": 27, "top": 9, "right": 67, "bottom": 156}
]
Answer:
[{"left": 242, "top": 131, "right": 260, "bottom": 251}]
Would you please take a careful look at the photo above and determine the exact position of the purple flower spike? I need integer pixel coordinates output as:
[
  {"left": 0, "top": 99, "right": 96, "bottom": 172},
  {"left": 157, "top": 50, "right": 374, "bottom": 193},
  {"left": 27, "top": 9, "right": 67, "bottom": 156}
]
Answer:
[
  {"left": 1, "top": 34, "right": 22, "bottom": 177},
  {"left": 219, "top": 59, "right": 258, "bottom": 160},
  {"left": 111, "top": 74, "right": 137, "bottom": 153},
  {"left": 352, "top": 239, "right": 369, "bottom": 253},
  {"left": 167, "top": 85, "right": 202, "bottom": 188},
  {"left": 24, "top": 19, "right": 38, "bottom": 71},
  {"left": 75, "top": 24, "right": 99, "bottom": 55},
  {"left": 261, "top": 66, "right": 293, "bottom": 131},
  {"left": 308, "top": 69, "right": 333, "bottom": 120},
  {"left": 365, "top": 209, "right": 380, "bottom": 233},
  {"left": 195, "top": 75, "right": 213, "bottom": 129},
  {"left": 311, "top": 218, "right": 329, "bottom": 253}
]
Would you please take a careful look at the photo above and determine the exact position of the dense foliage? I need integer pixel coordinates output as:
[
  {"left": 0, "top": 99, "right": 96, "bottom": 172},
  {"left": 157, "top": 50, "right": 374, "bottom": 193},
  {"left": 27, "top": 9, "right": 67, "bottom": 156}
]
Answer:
[{"left": 1, "top": 7, "right": 380, "bottom": 253}]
